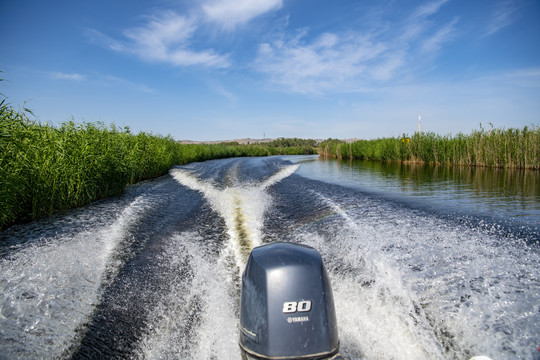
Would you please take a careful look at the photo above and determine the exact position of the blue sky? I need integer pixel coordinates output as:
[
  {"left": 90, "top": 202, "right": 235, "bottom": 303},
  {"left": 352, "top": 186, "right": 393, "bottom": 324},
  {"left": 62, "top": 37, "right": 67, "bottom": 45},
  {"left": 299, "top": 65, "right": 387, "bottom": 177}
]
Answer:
[{"left": 1, "top": 0, "right": 539, "bottom": 140}]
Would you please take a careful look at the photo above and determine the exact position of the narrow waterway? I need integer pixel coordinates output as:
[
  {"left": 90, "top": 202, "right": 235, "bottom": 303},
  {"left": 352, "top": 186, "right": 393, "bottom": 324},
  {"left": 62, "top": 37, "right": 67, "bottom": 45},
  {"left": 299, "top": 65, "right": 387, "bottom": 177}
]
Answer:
[{"left": 0, "top": 156, "right": 538, "bottom": 359}]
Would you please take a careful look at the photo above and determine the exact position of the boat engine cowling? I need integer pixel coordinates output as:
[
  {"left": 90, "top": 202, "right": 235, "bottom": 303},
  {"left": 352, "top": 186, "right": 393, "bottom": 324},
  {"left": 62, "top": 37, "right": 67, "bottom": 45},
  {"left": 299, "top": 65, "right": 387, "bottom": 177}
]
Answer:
[{"left": 239, "top": 242, "right": 341, "bottom": 360}]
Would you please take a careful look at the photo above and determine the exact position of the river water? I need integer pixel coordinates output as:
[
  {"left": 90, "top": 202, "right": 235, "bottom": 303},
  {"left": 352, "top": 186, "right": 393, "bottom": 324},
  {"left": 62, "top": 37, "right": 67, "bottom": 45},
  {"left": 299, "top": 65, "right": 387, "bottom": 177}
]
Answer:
[{"left": 0, "top": 155, "right": 538, "bottom": 360}]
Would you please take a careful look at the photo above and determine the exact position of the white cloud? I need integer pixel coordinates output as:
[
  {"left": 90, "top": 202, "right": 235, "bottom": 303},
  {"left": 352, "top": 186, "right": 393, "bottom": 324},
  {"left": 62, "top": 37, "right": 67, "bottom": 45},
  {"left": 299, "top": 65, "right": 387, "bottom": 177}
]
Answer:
[
  {"left": 203, "top": 0, "right": 283, "bottom": 29},
  {"left": 87, "top": 11, "right": 229, "bottom": 68},
  {"left": 208, "top": 81, "right": 238, "bottom": 103},
  {"left": 419, "top": 18, "right": 458, "bottom": 55},
  {"left": 101, "top": 75, "right": 155, "bottom": 93},
  {"left": 370, "top": 52, "right": 406, "bottom": 81},
  {"left": 412, "top": 0, "right": 449, "bottom": 19},
  {"left": 483, "top": 0, "right": 523, "bottom": 37},
  {"left": 50, "top": 72, "right": 86, "bottom": 81},
  {"left": 123, "top": 12, "right": 196, "bottom": 55},
  {"left": 253, "top": 0, "right": 461, "bottom": 94},
  {"left": 254, "top": 32, "right": 387, "bottom": 94},
  {"left": 401, "top": 0, "right": 448, "bottom": 41},
  {"left": 49, "top": 70, "right": 154, "bottom": 92}
]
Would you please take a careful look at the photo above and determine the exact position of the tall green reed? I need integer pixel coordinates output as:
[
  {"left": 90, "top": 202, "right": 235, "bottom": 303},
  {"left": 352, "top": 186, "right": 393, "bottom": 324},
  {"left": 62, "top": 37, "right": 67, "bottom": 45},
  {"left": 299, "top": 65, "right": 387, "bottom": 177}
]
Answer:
[
  {"left": 0, "top": 110, "right": 315, "bottom": 231},
  {"left": 318, "top": 125, "right": 539, "bottom": 170}
]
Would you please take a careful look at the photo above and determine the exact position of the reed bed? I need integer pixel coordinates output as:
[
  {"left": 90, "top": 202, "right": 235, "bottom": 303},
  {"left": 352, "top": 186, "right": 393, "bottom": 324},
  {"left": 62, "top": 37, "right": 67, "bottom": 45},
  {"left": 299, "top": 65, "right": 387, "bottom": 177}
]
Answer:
[
  {"left": 318, "top": 126, "right": 540, "bottom": 170},
  {"left": 0, "top": 100, "right": 314, "bottom": 230}
]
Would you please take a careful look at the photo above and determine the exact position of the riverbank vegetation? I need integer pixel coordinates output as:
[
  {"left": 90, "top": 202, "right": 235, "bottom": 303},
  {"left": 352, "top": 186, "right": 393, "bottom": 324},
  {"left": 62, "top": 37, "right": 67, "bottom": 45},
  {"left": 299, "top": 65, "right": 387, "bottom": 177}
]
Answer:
[
  {"left": 0, "top": 93, "right": 315, "bottom": 230},
  {"left": 319, "top": 125, "right": 540, "bottom": 170},
  {"left": 220, "top": 137, "right": 317, "bottom": 155},
  {"left": 3, "top": 73, "right": 536, "bottom": 230}
]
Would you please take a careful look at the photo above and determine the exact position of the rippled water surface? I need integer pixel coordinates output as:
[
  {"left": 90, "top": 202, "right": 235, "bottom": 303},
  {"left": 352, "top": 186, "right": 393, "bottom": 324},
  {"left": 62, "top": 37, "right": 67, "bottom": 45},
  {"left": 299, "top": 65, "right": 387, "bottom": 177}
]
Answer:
[
  {"left": 296, "top": 158, "right": 540, "bottom": 227},
  {"left": 0, "top": 156, "right": 538, "bottom": 359}
]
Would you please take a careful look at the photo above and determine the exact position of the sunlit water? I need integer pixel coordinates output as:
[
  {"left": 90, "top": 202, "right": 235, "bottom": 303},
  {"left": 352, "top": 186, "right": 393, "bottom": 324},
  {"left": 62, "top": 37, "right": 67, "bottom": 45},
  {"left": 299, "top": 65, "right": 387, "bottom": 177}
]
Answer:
[{"left": 0, "top": 156, "right": 538, "bottom": 359}]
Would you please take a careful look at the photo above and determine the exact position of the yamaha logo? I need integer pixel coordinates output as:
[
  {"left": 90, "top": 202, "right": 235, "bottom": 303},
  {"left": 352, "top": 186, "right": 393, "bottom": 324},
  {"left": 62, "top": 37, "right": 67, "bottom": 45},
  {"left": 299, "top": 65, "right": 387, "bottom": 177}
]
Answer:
[{"left": 287, "top": 316, "right": 309, "bottom": 323}]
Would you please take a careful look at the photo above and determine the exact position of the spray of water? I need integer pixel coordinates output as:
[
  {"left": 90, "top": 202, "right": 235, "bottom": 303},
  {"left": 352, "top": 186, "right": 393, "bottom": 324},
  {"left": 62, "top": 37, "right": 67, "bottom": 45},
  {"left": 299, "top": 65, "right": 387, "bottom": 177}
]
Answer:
[
  {"left": 169, "top": 164, "right": 299, "bottom": 272},
  {"left": 137, "top": 233, "right": 240, "bottom": 359},
  {"left": 297, "top": 191, "right": 538, "bottom": 360},
  {"left": 137, "top": 164, "right": 300, "bottom": 358},
  {"left": 2, "top": 158, "right": 535, "bottom": 360},
  {"left": 0, "top": 192, "right": 161, "bottom": 359}
]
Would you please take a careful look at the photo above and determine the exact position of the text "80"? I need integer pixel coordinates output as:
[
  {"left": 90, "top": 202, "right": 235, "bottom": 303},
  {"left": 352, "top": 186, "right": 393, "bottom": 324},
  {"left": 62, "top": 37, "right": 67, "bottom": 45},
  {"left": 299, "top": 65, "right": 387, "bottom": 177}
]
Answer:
[{"left": 282, "top": 300, "right": 312, "bottom": 313}]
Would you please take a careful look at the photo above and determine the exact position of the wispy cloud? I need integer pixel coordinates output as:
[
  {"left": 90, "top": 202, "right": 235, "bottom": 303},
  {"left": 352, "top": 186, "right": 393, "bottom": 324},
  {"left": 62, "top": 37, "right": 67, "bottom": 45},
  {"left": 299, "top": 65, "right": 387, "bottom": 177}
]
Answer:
[
  {"left": 208, "top": 80, "right": 238, "bottom": 103},
  {"left": 101, "top": 75, "right": 155, "bottom": 93},
  {"left": 473, "top": 67, "right": 540, "bottom": 89},
  {"left": 419, "top": 17, "right": 458, "bottom": 55},
  {"left": 483, "top": 0, "right": 524, "bottom": 37},
  {"left": 87, "top": 11, "right": 229, "bottom": 68},
  {"left": 402, "top": 0, "right": 450, "bottom": 41},
  {"left": 412, "top": 0, "right": 449, "bottom": 18},
  {"left": 203, "top": 0, "right": 283, "bottom": 29},
  {"left": 49, "top": 72, "right": 86, "bottom": 81},
  {"left": 253, "top": 1, "right": 456, "bottom": 94},
  {"left": 49, "top": 70, "right": 154, "bottom": 92},
  {"left": 254, "top": 31, "right": 387, "bottom": 94}
]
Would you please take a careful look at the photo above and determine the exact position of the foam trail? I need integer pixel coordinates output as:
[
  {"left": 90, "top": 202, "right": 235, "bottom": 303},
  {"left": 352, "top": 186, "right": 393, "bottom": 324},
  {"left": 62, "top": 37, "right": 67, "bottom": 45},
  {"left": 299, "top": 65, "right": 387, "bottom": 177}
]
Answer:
[
  {"left": 262, "top": 164, "right": 300, "bottom": 188},
  {"left": 139, "top": 164, "right": 300, "bottom": 358},
  {"left": 292, "top": 186, "right": 540, "bottom": 360},
  {"left": 312, "top": 191, "right": 358, "bottom": 229},
  {"left": 0, "top": 194, "right": 155, "bottom": 359},
  {"left": 296, "top": 199, "right": 447, "bottom": 359},
  {"left": 170, "top": 164, "right": 299, "bottom": 271},
  {"left": 136, "top": 233, "right": 240, "bottom": 359}
]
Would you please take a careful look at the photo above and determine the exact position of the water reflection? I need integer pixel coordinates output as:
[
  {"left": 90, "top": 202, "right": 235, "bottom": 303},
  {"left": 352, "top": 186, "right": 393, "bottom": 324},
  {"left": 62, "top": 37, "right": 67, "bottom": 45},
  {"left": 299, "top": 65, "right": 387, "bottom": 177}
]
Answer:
[{"left": 294, "top": 157, "right": 540, "bottom": 227}]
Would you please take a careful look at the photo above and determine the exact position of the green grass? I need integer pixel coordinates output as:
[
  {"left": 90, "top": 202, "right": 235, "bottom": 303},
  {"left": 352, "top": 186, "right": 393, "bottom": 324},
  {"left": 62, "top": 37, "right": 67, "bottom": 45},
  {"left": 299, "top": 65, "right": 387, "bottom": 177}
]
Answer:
[
  {"left": 318, "top": 125, "right": 540, "bottom": 170},
  {"left": 0, "top": 89, "right": 315, "bottom": 230}
]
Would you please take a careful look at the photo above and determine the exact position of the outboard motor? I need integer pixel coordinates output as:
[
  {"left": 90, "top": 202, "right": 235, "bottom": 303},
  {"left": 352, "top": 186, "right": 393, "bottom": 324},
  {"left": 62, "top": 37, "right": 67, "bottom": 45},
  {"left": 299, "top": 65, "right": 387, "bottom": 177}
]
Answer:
[{"left": 239, "top": 242, "right": 343, "bottom": 359}]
